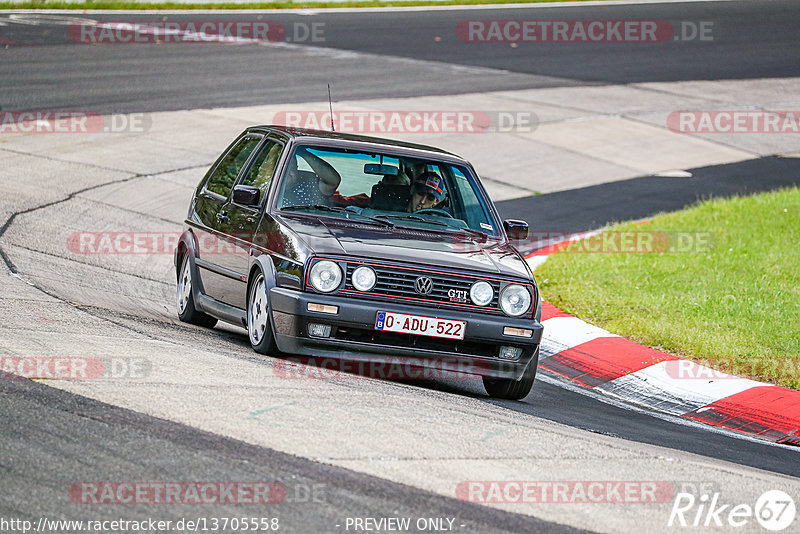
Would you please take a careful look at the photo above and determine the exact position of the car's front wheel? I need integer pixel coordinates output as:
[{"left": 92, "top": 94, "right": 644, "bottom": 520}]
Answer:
[
  {"left": 177, "top": 254, "right": 217, "bottom": 328},
  {"left": 247, "top": 271, "right": 278, "bottom": 355},
  {"left": 483, "top": 348, "right": 538, "bottom": 400}
]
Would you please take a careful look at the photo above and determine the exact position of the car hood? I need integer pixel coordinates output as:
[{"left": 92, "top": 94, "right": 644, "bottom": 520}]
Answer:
[{"left": 276, "top": 214, "right": 532, "bottom": 280}]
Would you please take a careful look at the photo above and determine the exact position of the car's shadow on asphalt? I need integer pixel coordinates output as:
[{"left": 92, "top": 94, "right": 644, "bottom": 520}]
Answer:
[
  {"left": 186, "top": 323, "right": 800, "bottom": 477},
  {"left": 203, "top": 322, "right": 494, "bottom": 398}
]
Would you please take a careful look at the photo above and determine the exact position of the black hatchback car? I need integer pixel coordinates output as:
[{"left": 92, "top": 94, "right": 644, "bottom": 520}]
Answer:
[{"left": 175, "top": 126, "right": 543, "bottom": 399}]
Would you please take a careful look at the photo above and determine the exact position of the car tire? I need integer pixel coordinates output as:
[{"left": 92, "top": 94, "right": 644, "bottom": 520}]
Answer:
[
  {"left": 482, "top": 347, "right": 538, "bottom": 400},
  {"left": 247, "top": 270, "right": 278, "bottom": 355},
  {"left": 177, "top": 254, "right": 218, "bottom": 328}
]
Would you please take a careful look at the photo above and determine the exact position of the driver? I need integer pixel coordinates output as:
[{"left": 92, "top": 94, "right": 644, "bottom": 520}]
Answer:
[{"left": 408, "top": 172, "right": 446, "bottom": 212}]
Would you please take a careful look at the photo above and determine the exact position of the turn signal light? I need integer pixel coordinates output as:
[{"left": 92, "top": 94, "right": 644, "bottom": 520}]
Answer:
[
  {"left": 503, "top": 327, "right": 532, "bottom": 338},
  {"left": 307, "top": 303, "right": 338, "bottom": 314}
]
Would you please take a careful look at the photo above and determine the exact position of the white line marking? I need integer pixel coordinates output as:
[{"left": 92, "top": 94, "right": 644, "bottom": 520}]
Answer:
[
  {"left": 540, "top": 315, "right": 617, "bottom": 355},
  {"left": 596, "top": 360, "right": 762, "bottom": 415},
  {"left": 525, "top": 256, "right": 549, "bottom": 271},
  {"left": 6, "top": 13, "right": 97, "bottom": 25},
  {"left": 69, "top": 20, "right": 518, "bottom": 77},
  {"left": 10, "top": 272, "right": 36, "bottom": 286},
  {"left": 3, "top": 0, "right": 744, "bottom": 16}
]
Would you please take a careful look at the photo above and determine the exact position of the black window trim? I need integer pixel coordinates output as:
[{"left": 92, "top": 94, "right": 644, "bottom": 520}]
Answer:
[
  {"left": 230, "top": 134, "right": 287, "bottom": 211},
  {"left": 200, "top": 132, "right": 265, "bottom": 201}
]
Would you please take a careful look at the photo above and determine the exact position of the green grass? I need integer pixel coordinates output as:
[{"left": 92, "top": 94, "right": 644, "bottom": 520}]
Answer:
[
  {"left": 0, "top": 0, "right": 599, "bottom": 10},
  {"left": 537, "top": 187, "right": 800, "bottom": 389}
]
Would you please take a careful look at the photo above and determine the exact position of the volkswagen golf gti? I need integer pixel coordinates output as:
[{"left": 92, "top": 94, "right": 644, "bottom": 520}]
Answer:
[{"left": 175, "top": 125, "right": 543, "bottom": 399}]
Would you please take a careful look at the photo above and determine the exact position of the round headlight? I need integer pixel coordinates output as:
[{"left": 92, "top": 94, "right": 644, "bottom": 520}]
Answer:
[
  {"left": 499, "top": 284, "right": 532, "bottom": 317},
  {"left": 309, "top": 260, "right": 342, "bottom": 293},
  {"left": 470, "top": 280, "right": 494, "bottom": 306},
  {"left": 351, "top": 266, "right": 377, "bottom": 292}
]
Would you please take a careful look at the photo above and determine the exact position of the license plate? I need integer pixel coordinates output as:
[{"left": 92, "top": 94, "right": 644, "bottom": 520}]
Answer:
[{"left": 375, "top": 311, "right": 466, "bottom": 340}]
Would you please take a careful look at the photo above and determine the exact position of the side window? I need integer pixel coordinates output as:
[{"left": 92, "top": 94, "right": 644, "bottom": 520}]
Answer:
[
  {"left": 241, "top": 139, "right": 284, "bottom": 197},
  {"left": 451, "top": 167, "right": 495, "bottom": 234},
  {"left": 205, "top": 135, "right": 261, "bottom": 197}
]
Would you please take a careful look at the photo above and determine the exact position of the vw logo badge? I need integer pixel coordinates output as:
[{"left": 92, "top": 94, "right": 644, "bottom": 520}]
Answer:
[{"left": 414, "top": 276, "right": 433, "bottom": 295}]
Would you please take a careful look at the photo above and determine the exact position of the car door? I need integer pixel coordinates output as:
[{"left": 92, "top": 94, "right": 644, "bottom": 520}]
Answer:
[
  {"left": 213, "top": 136, "right": 286, "bottom": 310},
  {"left": 193, "top": 133, "right": 263, "bottom": 306}
]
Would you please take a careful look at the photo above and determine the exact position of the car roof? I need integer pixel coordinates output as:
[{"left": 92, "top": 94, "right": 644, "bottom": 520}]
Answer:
[{"left": 250, "top": 125, "right": 465, "bottom": 161}]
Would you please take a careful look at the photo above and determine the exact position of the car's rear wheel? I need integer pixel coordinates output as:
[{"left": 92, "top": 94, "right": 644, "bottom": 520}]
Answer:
[
  {"left": 248, "top": 271, "right": 278, "bottom": 355},
  {"left": 482, "top": 348, "right": 538, "bottom": 400},
  {"left": 177, "top": 254, "right": 217, "bottom": 328}
]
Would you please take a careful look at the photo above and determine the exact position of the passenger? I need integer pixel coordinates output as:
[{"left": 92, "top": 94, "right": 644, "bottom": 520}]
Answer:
[
  {"left": 379, "top": 172, "right": 409, "bottom": 186},
  {"left": 281, "top": 147, "right": 341, "bottom": 207},
  {"left": 408, "top": 172, "right": 446, "bottom": 213}
]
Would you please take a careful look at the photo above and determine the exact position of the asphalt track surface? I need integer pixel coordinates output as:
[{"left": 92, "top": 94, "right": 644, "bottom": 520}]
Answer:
[
  {"left": 2, "top": 1, "right": 800, "bottom": 532},
  {"left": 0, "top": 377, "right": 583, "bottom": 534},
  {"left": 498, "top": 156, "right": 800, "bottom": 234},
  {"left": 0, "top": 0, "right": 798, "bottom": 113}
]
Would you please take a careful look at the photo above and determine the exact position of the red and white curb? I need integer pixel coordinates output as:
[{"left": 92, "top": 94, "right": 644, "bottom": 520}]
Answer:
[{"left": 526, "top": 240, "right": 800, "bottom": 445}]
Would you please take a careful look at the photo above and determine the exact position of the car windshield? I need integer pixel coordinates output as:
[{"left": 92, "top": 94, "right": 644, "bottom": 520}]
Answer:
[{"left": 275, "top": 144, "right": 499, "bottom": 236}]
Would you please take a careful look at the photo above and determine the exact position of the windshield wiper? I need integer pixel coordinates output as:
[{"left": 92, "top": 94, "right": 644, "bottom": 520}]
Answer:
[
  {"left": 281, "top": 204, "right": 394, "bottom": 227},
  {"left": 281, "top": 204, "right": 341, "bottom": 213},
  {"left": 374, "top": 214, "right": 448, "bottom": 227},
  {"left": 375, "top": 214, "right": 489, "bottom": 239},
  {"left": 282, "top": 207, "right": 489, "bottom": 237},
  {"left": 451, "top": 226, "right": 489, "bottom": 239}
]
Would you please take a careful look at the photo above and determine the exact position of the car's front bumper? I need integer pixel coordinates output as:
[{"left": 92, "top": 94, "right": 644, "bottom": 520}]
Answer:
[{"left": 269, "top": 287, "right": 542, "bottom": 380}]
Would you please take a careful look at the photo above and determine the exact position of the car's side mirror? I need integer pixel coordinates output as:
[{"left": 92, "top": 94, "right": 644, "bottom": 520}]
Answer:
[
  {"left": 503, "top": 219, "right": 529, "bottom": 241},
  {"left": 232, "top": 185, "right": 260, "bottom": 206}
]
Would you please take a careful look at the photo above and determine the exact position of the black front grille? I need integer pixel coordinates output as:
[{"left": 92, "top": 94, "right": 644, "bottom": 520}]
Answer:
[{"left": 344, "top": 263, "right": 501, "bottom": 310}]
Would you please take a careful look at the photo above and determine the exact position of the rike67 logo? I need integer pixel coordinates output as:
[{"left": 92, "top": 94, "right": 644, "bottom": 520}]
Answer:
[{"left": 668, "top": 490, "right": 796, "bottom": 531}]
